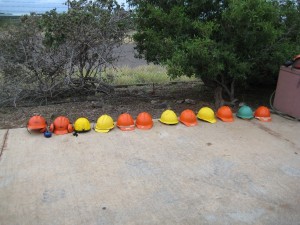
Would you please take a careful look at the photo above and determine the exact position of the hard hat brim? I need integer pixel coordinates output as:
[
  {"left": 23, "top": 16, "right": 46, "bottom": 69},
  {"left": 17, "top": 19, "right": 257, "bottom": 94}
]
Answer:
[
  {"left": 74, "top": 128, "right": 91, "bottom": 133},
  {"left": 94, "top": 128, "right": 110, "bottom": 133},
  {"left": 136, "top": 123, "right": 153, "bottom": 130},
  {"left": 217, "top": 117, "right": 234, "bottom": 122},
  {"left": 53, "top": 130, "right": 69, "bottom": 135},
  {"left": 255, "top": 116, "right": 271, "bottom": 122},
  {"left": 179, "top": 119, "right": 197, "bottom": 127},
  {"left": 117, "top": 125, "right": 135, "bottom": 131},
  {"left": 197, "top": 117, "right": 217, "bottom": 124},
  {"left": 159, "top": 119, "right": 178, "bottom": 125},
  {"left": 237, "top": 115, "right": 254, "bottom": 119}
]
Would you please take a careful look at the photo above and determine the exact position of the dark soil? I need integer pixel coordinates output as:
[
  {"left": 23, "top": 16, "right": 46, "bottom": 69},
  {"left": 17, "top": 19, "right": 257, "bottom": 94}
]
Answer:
[{"left": 0, "top": 81, "right": 274, "bottom": 129}]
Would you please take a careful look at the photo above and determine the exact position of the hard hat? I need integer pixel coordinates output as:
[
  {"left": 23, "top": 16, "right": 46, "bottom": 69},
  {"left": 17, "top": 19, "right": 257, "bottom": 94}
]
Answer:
[
  {"left": 254, "top": 106, "right": 271, "bottom": 122},
  {"left": 95, "top": 115, "right": 115, "bottom": 133},
  {"left": 136, "top": 112, "right": 153, "bottom": 130},
  {"left": 49, "top": 116, "right": 74, "bottom": 135},
  {"left": 27, "top": 115, "right": 47, "bottom": 132},
  {"left": 237, "top": 105, "right": 254, "bottom": 119},
  {"left": 117, "top": 113, "right": 135, "bottom": 131},
  {"left": 74, "top": 117, "right": 91, "bottom": 132},
  {"left": 179, "top": 109, "right": 197, "bottom": 126},
  {"left": 293, "top": 54, "right": 300, "bottom": 69},
  {"left": 159, "top": 109, "right": 178, "bottom": 125},
  {"left": 197, "top": 107, "right": 216, "bottom": 123},
  {"left": 216, "top": 106, "right": 234, "bottom": 122}
]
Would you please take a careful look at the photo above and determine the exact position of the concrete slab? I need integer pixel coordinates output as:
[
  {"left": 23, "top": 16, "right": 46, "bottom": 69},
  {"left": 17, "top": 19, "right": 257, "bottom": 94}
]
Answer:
[{"left": 0, "top": 115, "right": 300, "bottom": 225}]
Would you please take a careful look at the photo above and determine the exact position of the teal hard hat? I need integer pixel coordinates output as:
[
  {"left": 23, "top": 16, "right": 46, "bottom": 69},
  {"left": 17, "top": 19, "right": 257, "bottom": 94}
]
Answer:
[{"left": 237, "top": 105, "right": 254, "bottom": 119}]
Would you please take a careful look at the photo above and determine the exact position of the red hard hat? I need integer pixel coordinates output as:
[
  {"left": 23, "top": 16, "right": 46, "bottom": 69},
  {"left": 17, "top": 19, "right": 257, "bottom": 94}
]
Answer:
[
  {"left": 51, "top": 116, "right": 74, "bottom": 135},
  {"left": 216, "top": 106, "right": 234, "bottom": 122},
  {"left": 254, "top": 106, "right": 271, "bottom": 122},
  {"left": 136, "top": 112, "right": 153, "bottom": 130},
  {"left": 27, "top": 115, "right": 47, "bottom": 132},
  {"left": 179, "top": 109, "right": 197, "bottom": 127},
  {"left": 117, "top": 113, "right": 135, "bottom": 131}
]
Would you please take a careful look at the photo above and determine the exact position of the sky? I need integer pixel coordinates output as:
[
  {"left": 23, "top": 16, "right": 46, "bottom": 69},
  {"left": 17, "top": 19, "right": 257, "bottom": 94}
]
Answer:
[{"left": 0, "top": 0, "right": 127, "bottom": 15}]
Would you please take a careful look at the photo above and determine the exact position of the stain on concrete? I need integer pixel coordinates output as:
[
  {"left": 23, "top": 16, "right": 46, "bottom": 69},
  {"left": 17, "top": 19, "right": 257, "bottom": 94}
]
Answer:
[
  {"left": 255, "top": 123, "right": 282, "bottom": 138},
  {"left": 252, "top": 122, "right": 300, "bottom": 150},
  {"left": 126, "top": 158, "right": 157, "bottom": 176},
  {"left": 280, "top": 165, "right": 300, "bottom": 177},
  {"left": 234, "top": 173, "right": 252, "bottom": 185},
  {"left": 206, "top": 142, "right": 212, "bottom": 146},
  {"left": 227, "top": 208, "right": 265, "bottom": 224},
  {"left": 158, "top": 131, "right": 169, "bottom": 139},
  {"left": 42, "top": 189, "right": 66, "bottom": 203},
  {"left": 212, "top": 158, "right": 235, "bottom": 177}
]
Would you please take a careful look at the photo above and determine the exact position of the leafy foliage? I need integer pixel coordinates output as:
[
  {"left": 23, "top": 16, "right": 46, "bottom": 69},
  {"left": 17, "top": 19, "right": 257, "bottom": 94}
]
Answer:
[
  {"left": 0, "top": 0, "right": 131, "bottom": 106},
  {"left": 129, "top": 0, "right": 300, "bottom": 105}
]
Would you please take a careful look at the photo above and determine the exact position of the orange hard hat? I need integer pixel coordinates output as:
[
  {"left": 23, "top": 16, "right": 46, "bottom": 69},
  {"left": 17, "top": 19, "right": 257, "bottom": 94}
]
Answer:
[
  {"left": 254, "top": 106, "right": 271, "bottom": 122},
  {"left": 50, "top": 116, "right": 74, "bottom": 135},
  {"left": 216, "top": 106, "right": 234, "bottom": 122},
  {"left": 117, "top": 113, "right": 135, "bottom": 131},
  {"left": 27, "top": 115, "right": 47, "bottom": 132},
  {"left": 179, "top": 109, "right": 198, "bottom": 127},
  {"left": 136, "top": 112, "right": 153, "bottom": 130}
]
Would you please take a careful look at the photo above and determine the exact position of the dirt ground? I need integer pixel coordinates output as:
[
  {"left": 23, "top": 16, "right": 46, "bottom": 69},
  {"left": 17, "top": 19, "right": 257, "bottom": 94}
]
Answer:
[{"left": 0, "top": 81, "right": 274, "bottom": 129}]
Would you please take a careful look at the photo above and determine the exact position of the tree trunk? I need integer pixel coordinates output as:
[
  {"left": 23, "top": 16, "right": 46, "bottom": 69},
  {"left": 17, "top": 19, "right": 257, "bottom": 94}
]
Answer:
[
  {"left": 201, "top": 76, "right": 238, "bottom": 109},
  {"left": 214, "top": 86, "right": 224, "bottom": 109}
]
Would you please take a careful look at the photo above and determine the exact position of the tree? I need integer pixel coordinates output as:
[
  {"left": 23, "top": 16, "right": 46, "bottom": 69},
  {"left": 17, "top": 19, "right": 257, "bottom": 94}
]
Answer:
[
  {"left": 41, "top": 0, "right": 131, "bottom": 88},
  {"left": 129, "top": 0, "right": 300, "bottom": 107},
  {"left": 0, "top": 14, "right": 67, "bottom": 105},
  {"left": 0, "top": 0, "right": 131, "bottom": 106}
]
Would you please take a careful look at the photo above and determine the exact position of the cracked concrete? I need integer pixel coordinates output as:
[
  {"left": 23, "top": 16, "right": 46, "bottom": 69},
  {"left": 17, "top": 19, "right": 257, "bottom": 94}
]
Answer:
[{"left": 0, "top": 115, "right": 299, "bottom": 225}]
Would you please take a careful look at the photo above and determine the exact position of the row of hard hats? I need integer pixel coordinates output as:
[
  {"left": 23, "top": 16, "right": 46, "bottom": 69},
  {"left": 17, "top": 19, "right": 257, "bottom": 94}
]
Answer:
[{"left": 27, "top": 106, "right": 271, "bottom": 135}]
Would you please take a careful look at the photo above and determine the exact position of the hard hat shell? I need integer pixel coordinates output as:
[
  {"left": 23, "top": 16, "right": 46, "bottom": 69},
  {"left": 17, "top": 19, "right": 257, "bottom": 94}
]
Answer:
[
  {"left": 51, "top": 116, "right": 74, "bottom": 135},
  {"left": 179, "top": 109, "right": 198, "bottom": 127},
  {"left": 95, "top": 115, "right": 115, "bottom": 133},
  {"left": 74, "top": 117, "right": 91, "bottom": 132},
  {"left": 293, "top": 54, "right": 300, "bottom": 61},
  {"left": 197, "top": 107, "right": 216, "bottom": 123},
  {"left": 159, "top": 109, "right": 178, "bottom": 125},
  {"left": 217, "top": 106, "right": 234, "bottom": 122},
  {"left": 254, "top": 106, "right": 271, "bottom": 122},
  {"left": 27, "top": 115, "right": 47, "bottom": 131},
  {"left": 136, "top": 112, "right": 153, "bottom": 130},
  {"left": 293, "top": 54, "right": 300, "bottom": 69},
  {"left": 237, "top": 105, "right": 254, "bottom": 119},
  {"left": 117, "top": 113, "right": 135, "bottom": 131}
]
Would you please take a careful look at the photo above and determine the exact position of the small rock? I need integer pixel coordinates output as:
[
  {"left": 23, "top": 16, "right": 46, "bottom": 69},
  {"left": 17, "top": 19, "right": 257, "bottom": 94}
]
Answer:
[
  {"left": 175, "top": 99, "right": 185, "bottom": 104},
  {"left": 185, "top": 99, "right": 196, "bottom": 104},
  {"left": 151, "top": 100, "right": 159, "bottom": 104},
  {"left": 91, "top": 101, "right": 103, "bottom": 108},
  {"left": 154, "top": 101, "right": 168, "bottom": 109},
  {"left": 239, "top": 102, "right": 245, "bottom": 107}
]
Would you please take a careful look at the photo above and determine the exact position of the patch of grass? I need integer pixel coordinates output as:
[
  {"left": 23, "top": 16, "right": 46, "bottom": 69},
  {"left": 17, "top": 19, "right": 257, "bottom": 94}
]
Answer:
[{"left": 102, "top": 65, "right": 197, "bottom": 85}]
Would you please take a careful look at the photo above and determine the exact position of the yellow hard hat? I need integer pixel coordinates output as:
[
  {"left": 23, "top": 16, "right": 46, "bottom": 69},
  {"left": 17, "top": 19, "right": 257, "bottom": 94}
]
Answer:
[
  {"left": 95, "top": 115, "right": 114, "bottom": 133},
  {"left": 74, "top": 117, "right": 91, "bottom": 132},
  {"left": 197, "top": 107, "right": 216, "bottom": 123},
  {"left": 159, "top": 109, "right": 178, "bottom": 125}
]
